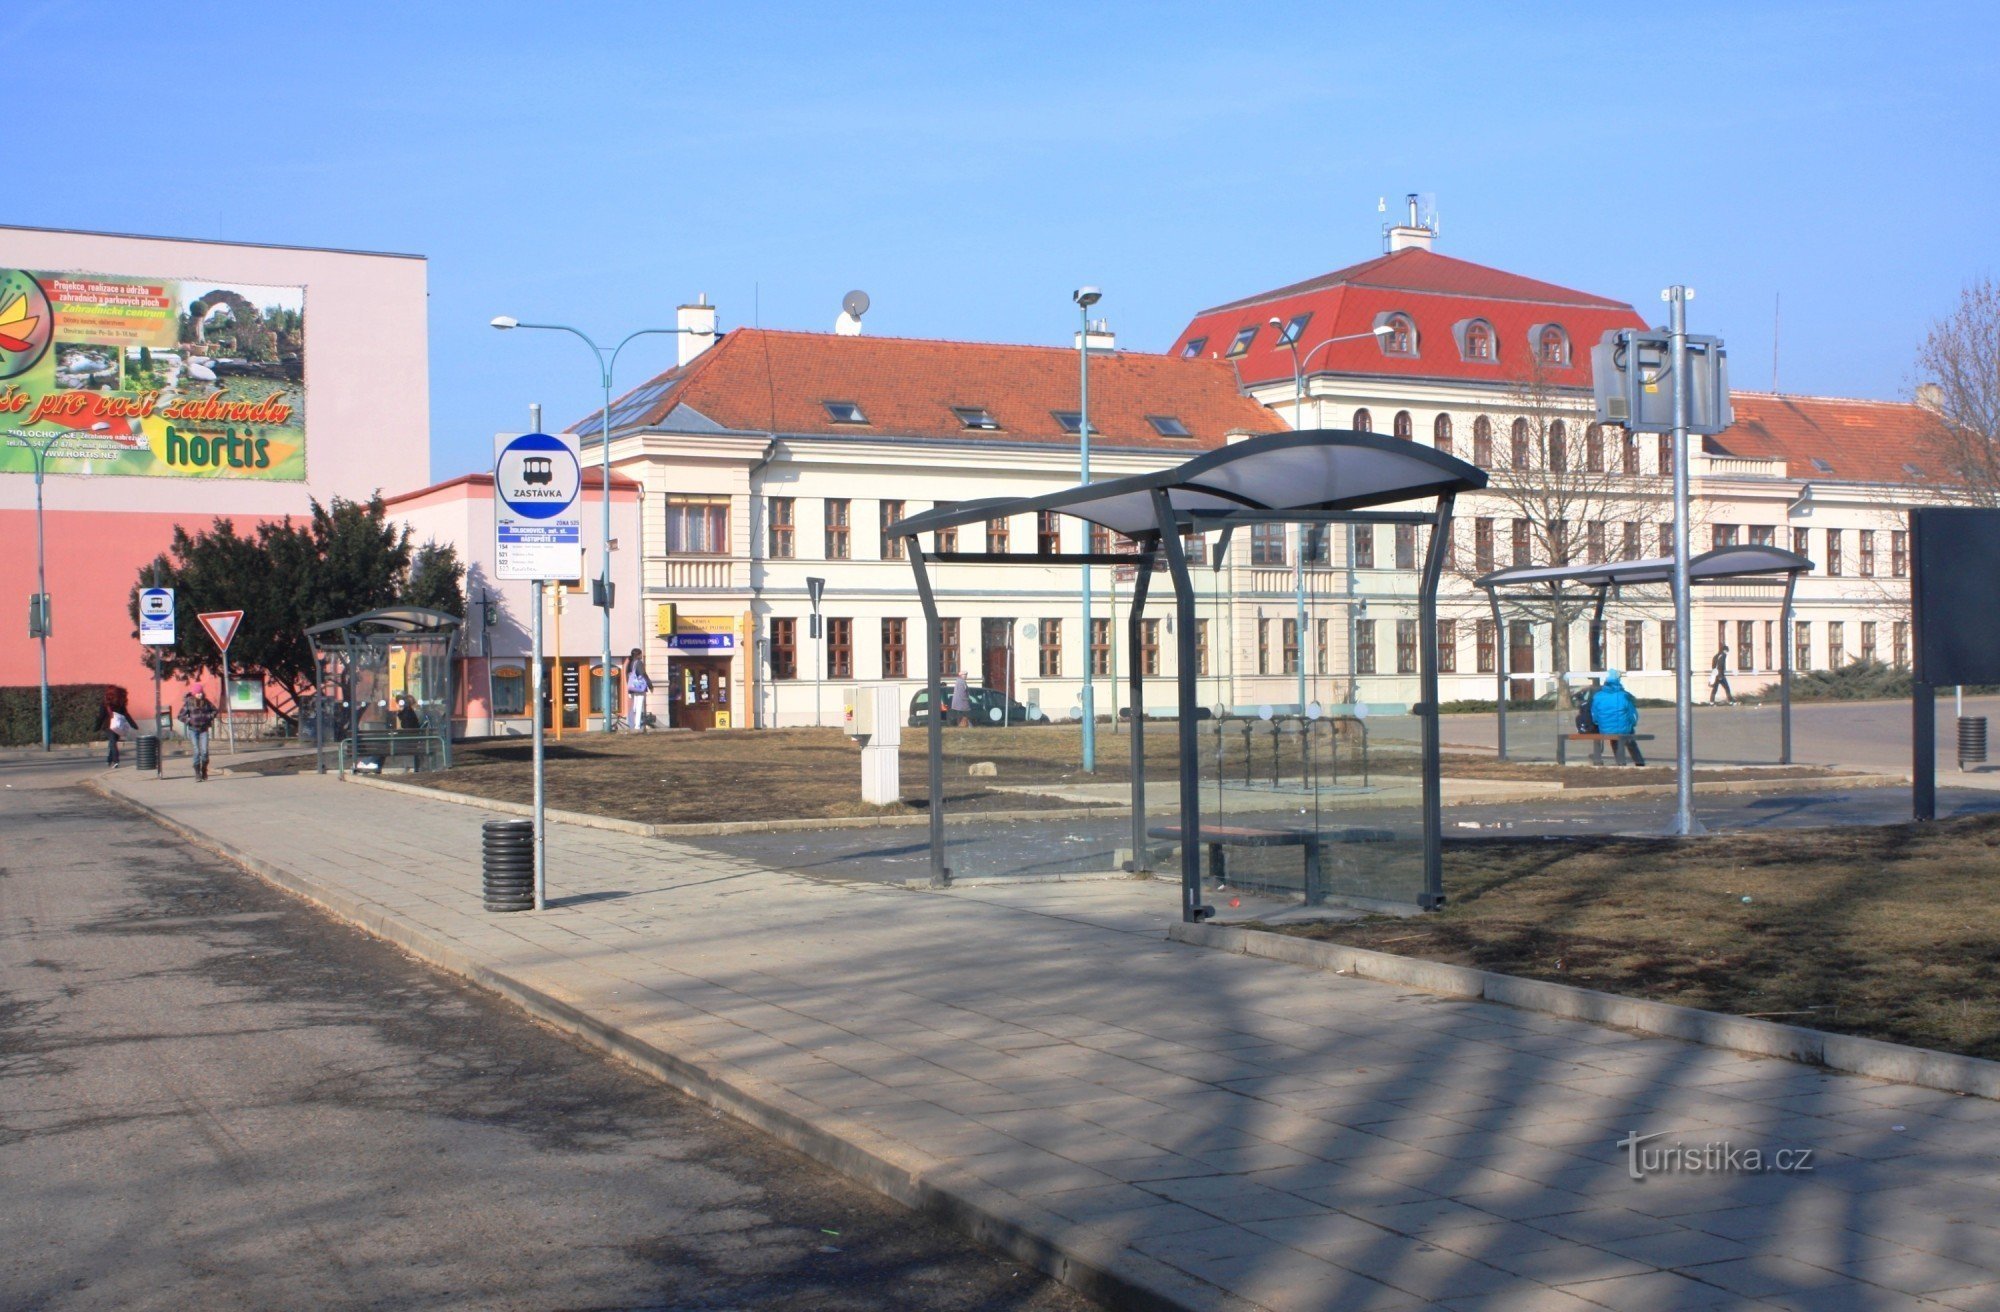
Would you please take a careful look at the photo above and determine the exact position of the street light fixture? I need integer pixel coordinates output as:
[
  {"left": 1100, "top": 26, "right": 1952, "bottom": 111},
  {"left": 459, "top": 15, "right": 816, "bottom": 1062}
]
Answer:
[
  {"left": 1271, "top": 322, "right": 1396, "bottom": 709},
  {"left": 1073, "top": 286, "right": 1102, "bottom": 772},
  {"left": 492, "top": 314, "right": 715, "bottom": 733}
]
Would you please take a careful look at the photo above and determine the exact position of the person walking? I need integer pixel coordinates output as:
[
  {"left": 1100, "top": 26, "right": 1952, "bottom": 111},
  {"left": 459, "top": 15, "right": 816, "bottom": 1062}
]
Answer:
[
  {"left": 1589, "top": 670, "right": 1646, "bottom": 766},
  {"left": 950, "top": 672, "right": 972, "bottom": 728},
  {"left": 625, "top": 649, "right": 652, "bottom": 731},
  {"left": 1708, "top": 645, "right": 1735, "bottom": 705},
  {"left": 95, "top": 687, "right": 131, "bottom": 768},
  {"left": 178, "top": 685, "right": 218, "bottom": 782}
]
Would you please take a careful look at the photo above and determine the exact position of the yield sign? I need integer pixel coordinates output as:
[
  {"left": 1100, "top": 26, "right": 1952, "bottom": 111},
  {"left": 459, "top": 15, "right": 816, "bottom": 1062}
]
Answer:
[{"left": 198, "top": 610, "right": 244, "bottom": 653}]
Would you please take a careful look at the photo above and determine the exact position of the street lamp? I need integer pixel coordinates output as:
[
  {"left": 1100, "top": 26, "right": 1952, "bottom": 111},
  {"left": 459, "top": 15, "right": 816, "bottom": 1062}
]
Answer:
[
  {"left": 1272, "top": 322, "right": 1395, "bottom": 709},
  {"left": 1074, "top": 286, "right": 1102, "bottom": 772},
  {"left": 491, "top": 315, "right": 714, "bottom": 733},
  {"left": 21, "top": 425, "right": 79, "bottom": 750}
]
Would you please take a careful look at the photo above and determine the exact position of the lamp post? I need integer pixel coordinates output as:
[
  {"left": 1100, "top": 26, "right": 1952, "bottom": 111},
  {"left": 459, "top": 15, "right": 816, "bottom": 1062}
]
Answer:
[
  {"left": 1273, "top": 323, "right": 1395, "bottom": 709},
  {"left": 492, "top": 315, "right": 713, "bottom": 733},
  {"left": 22, "top": 427, "right": 71, "bottom": 750},
  {"left": 1074, "top": 286, "right": 1102, "bottom": 772}
]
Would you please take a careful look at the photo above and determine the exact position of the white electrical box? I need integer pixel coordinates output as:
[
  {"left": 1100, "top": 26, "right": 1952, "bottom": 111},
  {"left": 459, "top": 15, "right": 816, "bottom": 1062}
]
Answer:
[{"left": 843, "top": 685, "right": 903, "bottom": 804}]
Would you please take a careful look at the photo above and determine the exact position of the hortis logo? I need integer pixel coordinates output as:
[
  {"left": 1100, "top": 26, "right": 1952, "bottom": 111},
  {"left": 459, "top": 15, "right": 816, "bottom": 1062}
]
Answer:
[{"left": 0, "top": 271, "right": 54, "bottom": 380}]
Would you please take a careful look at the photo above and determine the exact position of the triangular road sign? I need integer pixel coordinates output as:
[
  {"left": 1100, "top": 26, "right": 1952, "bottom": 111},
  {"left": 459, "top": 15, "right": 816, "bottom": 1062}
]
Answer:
[{"left": 198, "top": 610, "right": 244, "bottom": 652}]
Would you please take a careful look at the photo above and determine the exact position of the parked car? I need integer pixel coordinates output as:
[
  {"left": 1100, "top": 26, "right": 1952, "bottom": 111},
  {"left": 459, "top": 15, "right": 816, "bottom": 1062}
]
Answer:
[{"left": 908, "top": 685, "right": 1042, "bottom": 727}]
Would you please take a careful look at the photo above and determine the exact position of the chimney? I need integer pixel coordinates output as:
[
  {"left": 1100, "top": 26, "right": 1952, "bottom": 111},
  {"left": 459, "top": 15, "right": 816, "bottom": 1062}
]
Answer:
[
  {"left": 1385, "top": 192, "right": 1435, "bottom": 253},
  {"left": 1916, "top": 382, "right": 1945, "bottom": 413},
  {"left": 1073, "top": 318, "right": 1116, "bottom": 352},
  {"left": 677, "top": 293, "right": 717, "bottom": 366}
]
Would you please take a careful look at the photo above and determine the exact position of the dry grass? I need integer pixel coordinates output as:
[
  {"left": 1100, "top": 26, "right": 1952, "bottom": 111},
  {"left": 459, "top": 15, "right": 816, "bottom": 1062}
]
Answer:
[{"left": 1265, "top": 817, "right": 2000, "bottom": 1060}]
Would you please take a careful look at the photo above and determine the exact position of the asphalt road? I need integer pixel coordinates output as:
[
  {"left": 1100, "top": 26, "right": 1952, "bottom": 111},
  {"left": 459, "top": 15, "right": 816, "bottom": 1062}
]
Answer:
[{"left": 0, "top": 773, "right": 1096, "bottom": 1312}]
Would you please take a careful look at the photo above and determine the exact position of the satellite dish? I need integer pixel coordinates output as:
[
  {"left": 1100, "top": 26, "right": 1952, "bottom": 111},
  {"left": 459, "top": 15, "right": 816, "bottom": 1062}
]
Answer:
[{"left": 842, "top": 290, "right": 870, "bottom": 320}]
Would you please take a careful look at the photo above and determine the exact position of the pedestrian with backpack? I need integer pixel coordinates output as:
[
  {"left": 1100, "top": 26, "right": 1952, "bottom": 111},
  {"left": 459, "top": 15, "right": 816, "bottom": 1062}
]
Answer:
[{"left": 625, "top": 649, "right": 652, "bottom": 732}]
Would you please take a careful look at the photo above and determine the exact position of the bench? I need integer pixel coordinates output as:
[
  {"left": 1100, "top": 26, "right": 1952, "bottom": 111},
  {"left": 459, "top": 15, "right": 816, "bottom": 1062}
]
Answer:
[
  {"left": 1148, "top": 823, "right": 1395, "bottom": 905},
  {"left": 1558, "top": 732, "right": 1656, "bottom": 766},
  {"left": 341, "top": 728, "right": 446, "bottom": 774}
]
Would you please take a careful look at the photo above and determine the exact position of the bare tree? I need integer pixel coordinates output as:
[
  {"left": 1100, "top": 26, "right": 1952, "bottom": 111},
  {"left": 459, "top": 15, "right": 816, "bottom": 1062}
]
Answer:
[{"left": 1915, "top": 276, "right": 2000, "bottom": 505}]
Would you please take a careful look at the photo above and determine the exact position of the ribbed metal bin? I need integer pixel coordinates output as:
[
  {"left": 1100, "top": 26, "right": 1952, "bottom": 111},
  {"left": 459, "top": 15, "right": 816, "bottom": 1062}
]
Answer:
[
  {"left": 133, "top": 735, "right": 160, "bottom": 771},
  {"left": 1959, "top": 716, "right": 1988, "bottom": 771},
  {"left": 482, "top": 818, "right": 535, "bottom": 912}
]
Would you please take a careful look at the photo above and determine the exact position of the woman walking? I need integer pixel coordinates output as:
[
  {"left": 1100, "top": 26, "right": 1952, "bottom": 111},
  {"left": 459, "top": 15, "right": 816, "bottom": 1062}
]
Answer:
[
  {"left": 179, "top": 685, "right": 218, "bottom": 782},
  {"left": 95, "top": 687, "right": 131, "bottom": 768},
  {"left": 625, "top": 648, "right": 652, "bottom": 732}
]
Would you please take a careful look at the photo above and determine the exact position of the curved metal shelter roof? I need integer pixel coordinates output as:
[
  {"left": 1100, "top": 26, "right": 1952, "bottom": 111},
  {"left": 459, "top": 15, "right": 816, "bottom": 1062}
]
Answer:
[
  {"left": 1473, "top": 545, "right": 1812, "bottom": 593},
  {"left": 892, "top": 429, "right": 1487, "bottom": 541},
  {"left": 304, "top": 606, "right": 464, "bottom": 639}
]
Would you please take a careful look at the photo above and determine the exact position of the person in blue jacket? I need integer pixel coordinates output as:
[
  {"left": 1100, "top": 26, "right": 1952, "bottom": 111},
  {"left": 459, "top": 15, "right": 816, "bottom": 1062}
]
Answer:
[{"left": 1589, "top": 669, "right": 1645, "bottom": 765}]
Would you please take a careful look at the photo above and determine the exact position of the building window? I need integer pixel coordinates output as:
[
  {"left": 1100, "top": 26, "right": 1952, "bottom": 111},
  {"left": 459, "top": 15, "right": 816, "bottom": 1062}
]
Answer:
[
  {"left": 1140, "top": 619, "right": 1160, "bottom": 676},
  {"left": 1662, "top": 619, "right": 1678, "bottom": 671},
  {"left": 1511, "top": 518, "right": 1531, "bottom": 567},
  {"left": 1394, "top": 524, "right": 1416, "bottom": 571},
  {"left": 1658, "top": 522, "right": 1674, "bottom": 557},
  {"left": 1037, "top": 511, "right": 1061, "bottom": 556},
  {"left": 1749, "top": 524, "right": 1774, "bottom": 547},
  {"left": 1860, "top": 621, "right": 1877, "bottom": 664},
  {"left": 1891, "top": 529, "right": 1908, "bottom": 577},
  {"left": 1433, "top": 413, "right": 1454, "bottom": 456},
  {"left": 1765, "top": 619, "right": 1774, "bottom": 672},
  {"left": 1316, "top": 618, "right": 1330, "bottom": 675},
  {"left": 491, "top": 665, "right": 528, "bottom": 716},
  {"left": 770, "top": 619, "right": 797, "bottom": 680},
  {"left": 1038, "top": 619, "right": 1062, "bottom": 677},
  {"left": 1354, "top": 525, "right": 1376, "bottom": 568},
  {"left": 1793, "top": 527, "right": 1809, "bottom": 560},
  {"left": 1179, "top": 336, "right": 1207, "bottom": 359},
  {"left": 1476, "top": 619, "right": 1496, "bottom": 673},
  {"left": 1090, "top": 617, "right": 1111, "bottom": 677},
  {"left": 823, "top": 400, "right": 868, "bottom": 425},
  {"left": 1622, "top": 429, "right": 1640, "bottom": 475},
  {"left": 1795, "top": 621, "right": 1812, "bottom": 672},
  {"left": 666, "top": 497, "right": 729, "bottom": 554},
  {"left": 881, "top": 618, "right": 906, "bottom": 678},
  {"left": 1586, "top": 521, "right": 1606, "bottom": 565},
  {"left": 1509, "top": 621, "right": 1535, "bottom": 674},
  {"left": 1538, "top": 325, "right": 1567, "bottom": 365},
  {"left": 1858, "top": 530, "right": 1875, "bottom": 577},
  {"left": 988, "top": 515, "right": 1010, "bottom": 553},
  {"left": 939, "top": 617, "right": 961, "bottom": 677},
  {"left": 1713, "top": 523, "right": 1739, "bottom": 550},
  {"left": 768, "top": 496, "right": 795, "bottom": 559},
  {"left": 1547, "top": 419, "right": 1568, "bottom": 473},
  {"left": 1829, "top": 620, "right": 1846, "bottom": 667},
  {"left": 1352, "top": 407, "right": 1372, "bottom": 432},
  {"left": 1195, "top": 619, "right": 1210, "bottom": 676},
  {"left": 1276, "top": 312, "right": 1312, "bottom": 345},
  {"left": 1257, "top": 618, "right": 1271, "bottom": 674},
  {"left": 1622, "top": 521, "right": 1640, "bottom": 560},
  {"left": 881, "top": 500, "right": 906, "bottom": 560},
  {"left": 1052, "top": 409, "right": 1082, "bottom": 434},
  {"left": 1355, "top": 619, "right": 1377, "bottom": 675},
  {"left": 1738, "top": 619, "right": 1756, "bottom": 672},
  {"left": 1282, "top": 619, "right": 1300, "bottom": 674},
  {"left": 824, "top": 498, "right": 851, "bottom": 559},
  {"left": 951, "top": 405, "right": 1000, "bottom": 430},
  {"left": 1382, "top": 314, "right": 1416, "bottom": 354},
  {"left": 1226, "top": 325, "right": 1259, "bottom": 357},
  {"left": 1585, "top": 424, "right": 1604, "bottom": 473},
  {"left": 1437, "top": 618, "right": 1458, "bottom": 674},
  {"left": 1148, "top": 415, "right": 1192, "bottom": 438},
  {"left": 1393, "top": 410, "right": 1413, "bottom": 440},
  {"left": 1474, "top": 518, "right": 1494, "bottom": 573},
  {"left": 1301, "top": 524, "right": 1331, "bottom": 566},
  {"left": 1893, "top": 620, "right": 1909, "bottom": 668},
  {"left": 933, "top": 502, "right": 959, "bottom": 554},
  {"left": 1251, "top": 522, "right": 1285, "bottom": 567},
  {"left": 826, "top": 618, "right": 852, "bottom": 679},
  {"left": 1465, "top": 320, "right": 1493, "bottom": 361},
  {"left": 1589, "top": 620, "right": 1605, "bottom": 671},
  {"left": 1625, "top": 620, "right": 1645, "bottom": 671},
  {"left": 1827, "top": 528, "right": 1844, "bottom": 577},
  {"left": 1472, "top": 415, "right": 1493, "bottom": 467},
  {"left": 1658, "top": 433, "right": 1675, "bottom": 476},
  {"left": 1510, "top": 418, "right": 1530, "bottom": 470},
  {"left": 1090, "top": 523, "right": 1113, "bottom": 555},
  {"left": 1396, "top": 620, "right": 1418, "bottom": 674}
]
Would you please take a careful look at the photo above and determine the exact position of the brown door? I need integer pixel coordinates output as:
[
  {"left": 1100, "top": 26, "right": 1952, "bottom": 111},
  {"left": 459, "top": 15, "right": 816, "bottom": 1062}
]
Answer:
[
  {"left": 544, "top": 659, "right": 586, "bottom": 730},
  {"left": 674, "top": 659, "right": 731, "bottom": 730},
  {"left": 982, "top": 618, "right": 1013, "bottom": 696}
]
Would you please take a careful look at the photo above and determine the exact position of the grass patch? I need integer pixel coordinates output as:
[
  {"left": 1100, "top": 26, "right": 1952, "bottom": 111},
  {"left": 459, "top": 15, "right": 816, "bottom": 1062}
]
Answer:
[{"left": 1260, "top": 817, "right": 2000, "bottom": 1060}]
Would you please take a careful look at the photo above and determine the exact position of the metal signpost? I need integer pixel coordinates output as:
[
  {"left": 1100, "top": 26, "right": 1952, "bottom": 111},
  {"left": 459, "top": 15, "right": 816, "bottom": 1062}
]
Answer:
[
  {"left": 139, "top": 584, "right": 174, "bottom": 778},
  {"left": 495, "top": 412, "right": 582, "bottom": 911},
  {"left": 197, "top": 610, "right": 244, "bottom": 755},
  {"left": 806, "top": 575, "right": 826, "bottom": 727}
]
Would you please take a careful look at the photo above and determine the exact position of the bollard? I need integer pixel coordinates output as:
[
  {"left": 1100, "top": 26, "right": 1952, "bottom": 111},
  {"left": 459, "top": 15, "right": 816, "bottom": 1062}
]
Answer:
[
  {"left": 133, "top": 735, "right": 160, "bottom": 772},
  {"left": 1959, "top": 716, "right": 1988, "bottom": 772},
  {"left": 482, "top": 818, "right": 535, "bottom": 911}
]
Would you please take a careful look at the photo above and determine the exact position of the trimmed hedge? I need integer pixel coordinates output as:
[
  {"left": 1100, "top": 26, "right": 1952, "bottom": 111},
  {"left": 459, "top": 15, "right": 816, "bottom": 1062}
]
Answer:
[{"left": 0, "top": 684, "right": 130, "bottom": 746}]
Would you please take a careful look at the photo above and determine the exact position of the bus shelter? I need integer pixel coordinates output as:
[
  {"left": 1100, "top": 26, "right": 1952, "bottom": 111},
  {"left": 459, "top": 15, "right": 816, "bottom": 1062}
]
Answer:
[
  {"left": 891, "top": 430, "right": 1487, "bottom": 922},
  {"left": 1473, "top": 545, "right": 1812, "bottom": 765},
  {"left": 306, "top": 606, "right": 462, "bottom": 775}
]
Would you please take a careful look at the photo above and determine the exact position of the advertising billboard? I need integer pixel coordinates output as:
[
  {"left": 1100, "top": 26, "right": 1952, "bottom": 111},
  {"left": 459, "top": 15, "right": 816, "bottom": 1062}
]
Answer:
[{"left": 0, "top": 267, "right": 307, "bottom": 480}]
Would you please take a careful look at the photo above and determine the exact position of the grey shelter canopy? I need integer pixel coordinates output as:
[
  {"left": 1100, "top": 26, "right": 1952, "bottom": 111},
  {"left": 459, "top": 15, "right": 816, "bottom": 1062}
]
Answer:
[
  {"left": 1473, "top": 545, "right": 1812, "bottom": 762},
  {"left": 892, "top": 429, "right": 1488, "bottom": 922}
]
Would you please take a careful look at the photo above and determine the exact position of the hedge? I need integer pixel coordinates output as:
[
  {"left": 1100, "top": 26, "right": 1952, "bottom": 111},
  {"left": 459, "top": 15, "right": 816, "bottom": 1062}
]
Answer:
[{"left": 0, "top": 684, "right": 130, "bottom": 746}]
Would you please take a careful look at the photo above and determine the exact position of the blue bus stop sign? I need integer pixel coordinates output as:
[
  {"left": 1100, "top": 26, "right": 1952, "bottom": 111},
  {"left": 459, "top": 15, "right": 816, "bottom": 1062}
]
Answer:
[{"left": 494, "top": 431, "right": 583, "bottom": 579}]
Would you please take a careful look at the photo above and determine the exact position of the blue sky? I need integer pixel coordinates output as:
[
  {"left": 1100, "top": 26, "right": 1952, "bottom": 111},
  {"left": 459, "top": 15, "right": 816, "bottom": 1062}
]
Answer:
[{"left": 6, "top": 1, "right": 1995, "bottom": 482}]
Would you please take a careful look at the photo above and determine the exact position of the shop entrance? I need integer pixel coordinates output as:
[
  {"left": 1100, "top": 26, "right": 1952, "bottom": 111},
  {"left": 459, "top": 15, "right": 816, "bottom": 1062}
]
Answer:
[
  {"left": 540, "top": 658, "right": 623, "bottom": 732},
  {"left": 981, "top": 618, "right": 1015, "bottom": 696},
  {"left": 672, "top": 657, "right": 733, "bottom": 730}
]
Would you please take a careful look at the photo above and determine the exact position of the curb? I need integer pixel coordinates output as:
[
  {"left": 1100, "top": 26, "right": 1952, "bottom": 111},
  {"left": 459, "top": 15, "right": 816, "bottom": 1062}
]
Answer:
[
  {"left": 341, "top": 772, "right": 1118, "bottom": 837},
  {"left": 1167, "top": 922, "right": 2000, "bottom": 1101},
  {"left": 85, "top": 777, "right": 1253, "bottom": 1312}
]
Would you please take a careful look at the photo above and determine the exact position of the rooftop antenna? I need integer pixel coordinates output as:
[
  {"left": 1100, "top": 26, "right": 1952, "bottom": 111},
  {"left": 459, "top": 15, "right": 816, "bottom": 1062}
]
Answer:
[{"left": 835, "top": 289, "right": 870, "bottom": 336}]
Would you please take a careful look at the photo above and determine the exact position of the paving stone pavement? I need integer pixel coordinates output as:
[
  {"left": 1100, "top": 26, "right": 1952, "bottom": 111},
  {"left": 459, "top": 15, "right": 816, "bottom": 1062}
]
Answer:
[{"left": 96, "top": 768, "right": 2000, "bottom": 1312}]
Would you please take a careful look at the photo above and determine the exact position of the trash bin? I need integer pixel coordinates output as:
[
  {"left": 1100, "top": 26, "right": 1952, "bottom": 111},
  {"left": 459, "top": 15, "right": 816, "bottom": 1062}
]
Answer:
[
  {"left": 133, "top": 735, "right": 160, "bottom": 772},
  {"left": 482, "top": 818, "right": 535, "bottom": 911},
  {"left": 1959, "top": 716, "right": 1988, "bottom": 771}
]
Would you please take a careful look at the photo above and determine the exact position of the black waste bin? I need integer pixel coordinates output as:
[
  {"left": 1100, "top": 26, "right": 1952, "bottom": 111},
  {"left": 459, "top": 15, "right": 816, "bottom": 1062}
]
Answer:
[
  {"left": 482, "top": 819, "right": 535, "bottom": 911},
  {"left": 1959, "top": 716, "right": 1988, "bottom": 771},
  {"left": 133, "top": 735, "right": 160, "bottom": 772}
]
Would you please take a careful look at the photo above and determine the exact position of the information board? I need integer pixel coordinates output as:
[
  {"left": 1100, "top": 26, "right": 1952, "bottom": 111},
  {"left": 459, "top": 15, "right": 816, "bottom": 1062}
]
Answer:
[{"left": 494, "top": 430, "right": 583, "bottom": 580}]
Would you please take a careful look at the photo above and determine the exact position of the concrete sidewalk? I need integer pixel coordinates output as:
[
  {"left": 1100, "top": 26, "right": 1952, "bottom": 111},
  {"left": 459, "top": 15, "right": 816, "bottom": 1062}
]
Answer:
[{"left": 96, "top": 768, "right": 2000, "bottom": 1311}]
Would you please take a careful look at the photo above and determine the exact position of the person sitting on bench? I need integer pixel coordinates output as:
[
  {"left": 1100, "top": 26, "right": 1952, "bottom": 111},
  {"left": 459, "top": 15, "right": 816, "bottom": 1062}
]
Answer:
[{"left": 1589, "top": 669, "right": 1645, "bottom": 765}]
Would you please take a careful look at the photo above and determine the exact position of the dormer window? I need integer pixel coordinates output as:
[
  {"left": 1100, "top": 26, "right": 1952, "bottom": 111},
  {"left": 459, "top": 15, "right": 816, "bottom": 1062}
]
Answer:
[
  {"left": 952, "top": 406, "right": 1000, "bottom": 431},
  {"left": 1276, "top": 312, "right": 1312, "bottom": 345},
  {"left": 1811, "top": 457, "right": 1835, "bottom": 474},
  {"left": 1459, "top": 319, "right": 1495, "bottom": 362},
  {"left": 1225, "top": 325, "right": 1259, "bottom": 357},
  {"left": 823, "top": 400, "right": 868, "bottom": 425},
  {"left": 1147, "top": 415, "right": 1192, "bottom": 438},
  {"left": 1537, "top": 324, "right": 1569, "bottom": 365},
  {"left": 1052, "top": 410, "right": 1083, "bottom": 435},
  {"left": 1376, "top": 313, "right": 1417, "bottom": 355},
  {"left": 1179, "top": 336, "right": 1207, "bottom": 359},
  {"left": 1352, "top": 408, "right": 1373, "bottom": 432}
]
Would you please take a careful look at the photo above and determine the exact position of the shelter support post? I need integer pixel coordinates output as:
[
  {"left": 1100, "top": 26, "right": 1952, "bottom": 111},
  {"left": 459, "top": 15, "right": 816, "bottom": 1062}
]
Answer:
[
  {"left": 1153, "top": 490, "right": 1208, "bottom": 922},
  {"left": 1780, "top": 573, "right": 1797, "bottom": 765},
  {"left": 1127, "top": 553, "right": 1154, "bottom": 872},
  {"left": 1489, "top": 589, "right": 1508, "bottom": 760},
  {"left": 1591, "top": 587, "right": 1609, "bottom": 673},
  {"left": 910, "top": 542, "right": 949, "bottom": 886},
  {"left": 1418, "top": 495, "right": 1454, "bottom": 908}
]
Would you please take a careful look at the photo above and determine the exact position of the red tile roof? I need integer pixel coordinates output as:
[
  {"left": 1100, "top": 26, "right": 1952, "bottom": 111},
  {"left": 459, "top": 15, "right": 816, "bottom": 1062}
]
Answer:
[
  {"left": 1170, "top": 247, "right": 1648, "bottom": 389},
  {"left": 384, "top": 468, "right": 640, "bottom": 508},
  {"left": 576, "top": 327, "right": 1278, "bottom": 450},
  {"left": 1710, "top": 392, "right": 1950, "bottom": 486}
]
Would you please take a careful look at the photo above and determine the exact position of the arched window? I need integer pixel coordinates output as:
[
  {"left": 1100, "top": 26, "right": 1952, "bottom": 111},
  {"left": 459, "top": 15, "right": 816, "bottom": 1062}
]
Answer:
[
  {"left": 1465, "top": 321, "right": 1493, "bottom": 361},
  {"left": 1433, "top": 413, "right": 1454, "bottom": 457},
  {"left": 1352, "top": 408, "right": 1373, "bottom": 432},
  {"left": 1472, "top": 415, "right": 1492, "bottom": 467},
  {"left": 1548, "top": 419, "right": 1567, "bottom": 473},
  {"left": 1393, "top": 410, "right": 1413, "bottom": 440},
  {"left": 1585, "top": 423, "right": 1605, "bottom": 473},
  {"left": 1538, "top": 324, "right": 1568, "bottom": 365},
  {"left": 1510, "top": 418, "right": 1530, "bottom": 471},
  {"left": 1381, "top": 314, "right": 1416, "bottom": 355}
]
